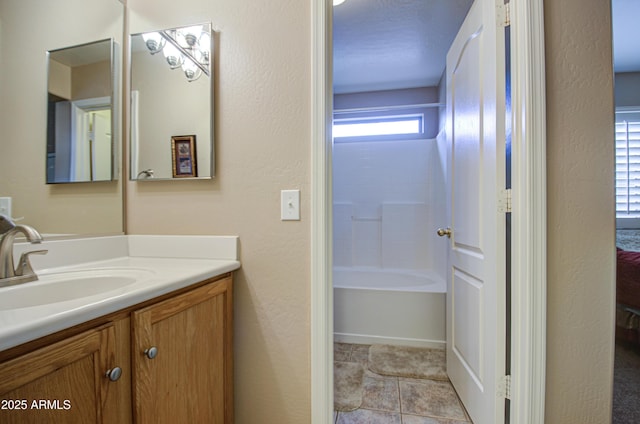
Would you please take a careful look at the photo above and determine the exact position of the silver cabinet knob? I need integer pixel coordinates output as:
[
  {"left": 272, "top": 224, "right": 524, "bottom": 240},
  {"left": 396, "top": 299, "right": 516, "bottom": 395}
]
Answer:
[
  {"left": 437, "top": 227, "right": 452, "bottom": 238},
  {"left": 144, "top": 346, "right": 158, "bottom": 359},
  {"left": 105, "top": 367, "right": 122, "bottom": 382}
]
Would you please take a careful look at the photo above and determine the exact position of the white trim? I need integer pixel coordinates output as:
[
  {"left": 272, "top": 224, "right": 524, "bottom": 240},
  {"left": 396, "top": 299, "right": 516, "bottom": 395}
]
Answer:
[
  {"left": 509, "top": 0, "right": 547, "bottom": 423},
  {"left": 310, "top": 0, "right": 548, "bottom": 423},
  {"left": 334, "top": 332, "right": 445, "bottom": 349},
  {"left": 72, "top": 96, "right": 111, "bottom": 111},
  {"left": 616, "top": 106, "right": 640, "bottom": 113},
  {"left": 617, "top": 218, "right": 640, "bottom": 229},
  {"left": 130, "top": 90, "right": 140, "bottom": 177},
  {"left": 311, "top": 0, "right": 333, "bottom": 423}
]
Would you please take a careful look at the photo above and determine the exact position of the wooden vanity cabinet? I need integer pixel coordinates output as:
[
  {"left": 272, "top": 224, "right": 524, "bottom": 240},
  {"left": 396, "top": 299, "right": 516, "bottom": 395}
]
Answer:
[
  {"left": 132, "top": 275, "right": 233, "bottom": 424},
  {"left": 0, "top": 318, "right": 131, "bottom": 424},
  {"left": 0, "top": 274, "right": 232, "bottom": 424}
]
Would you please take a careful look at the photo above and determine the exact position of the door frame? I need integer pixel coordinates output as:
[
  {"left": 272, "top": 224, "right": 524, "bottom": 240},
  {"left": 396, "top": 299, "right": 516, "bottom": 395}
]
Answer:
[{"left": 310, "top": 1, "right": 548, "bottom": 423}]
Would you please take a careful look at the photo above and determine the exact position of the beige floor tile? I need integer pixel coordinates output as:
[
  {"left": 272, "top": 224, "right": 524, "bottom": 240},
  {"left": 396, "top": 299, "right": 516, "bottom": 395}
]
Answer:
[
  {"left": 335, "top": 342, "right": 354, "bottom": 352},
  {"left": 351, "top": 345, "right": 370, "bottom": 364},
  {"left": 335, "top": 350, "right": 352, "bottom": 361},
  {"left": 336, "top": 409, "right": 401, "bottom": 424},
  {"left": 334, "top": 343, "right": 470, "bottom": 423},
  {"left": 402, "top": 414, "right": 469, "bottom": 423},
  {"left": 360, "top": 376, "right": 400, "bottom": 412}
]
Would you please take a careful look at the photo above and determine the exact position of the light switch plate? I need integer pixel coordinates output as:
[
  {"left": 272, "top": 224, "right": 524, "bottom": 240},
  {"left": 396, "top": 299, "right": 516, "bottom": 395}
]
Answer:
[{"left": 281, "top": 190, "right": 300, "bottom": 221}]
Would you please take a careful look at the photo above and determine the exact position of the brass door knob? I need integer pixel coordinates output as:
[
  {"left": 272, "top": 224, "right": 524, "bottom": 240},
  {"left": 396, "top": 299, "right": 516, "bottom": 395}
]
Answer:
[{"left": 437, "top": 227, "right": 452, "bottom": 238}]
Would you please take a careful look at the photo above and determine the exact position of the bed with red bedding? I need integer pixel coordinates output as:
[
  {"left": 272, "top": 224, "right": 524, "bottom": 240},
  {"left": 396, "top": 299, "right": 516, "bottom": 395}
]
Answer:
[{"left": 617, "top": 248, "right": 640, "bottom": 342}]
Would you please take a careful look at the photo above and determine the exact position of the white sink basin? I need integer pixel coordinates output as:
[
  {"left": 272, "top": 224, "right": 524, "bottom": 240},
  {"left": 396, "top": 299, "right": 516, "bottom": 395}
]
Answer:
[{"left": 0, "top": 268, "right": 155, "bottom": 310}]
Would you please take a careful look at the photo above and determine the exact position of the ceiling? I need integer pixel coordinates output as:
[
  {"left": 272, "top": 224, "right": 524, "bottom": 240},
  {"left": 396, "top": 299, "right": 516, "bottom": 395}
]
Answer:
[
  {"left": 49, "top": 40, "right": 112, "bottom": 67},
  {"left": 613, "top": 0, "right": 640, "bottom": 72},
  {"left": 333, "top": 0, "right": 639, "bottom": 94},
  {"left": 332, "top": 0, "right": 473, "bottom": 94}
]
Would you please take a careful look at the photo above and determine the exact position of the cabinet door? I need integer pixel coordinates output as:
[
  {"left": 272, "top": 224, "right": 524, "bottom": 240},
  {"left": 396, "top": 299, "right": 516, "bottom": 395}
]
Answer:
[
  {"left": 0, "top": 325, "right": 122, "bottom": 424},
  {"left": 132, "top": 277, "right": 232, "bottom": 424}
]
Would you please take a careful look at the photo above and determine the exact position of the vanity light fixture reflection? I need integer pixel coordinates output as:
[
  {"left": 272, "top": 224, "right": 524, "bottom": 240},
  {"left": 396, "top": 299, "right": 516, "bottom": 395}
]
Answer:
[{"left": 141, "top": 25, "right": 210, "bottom": 82}]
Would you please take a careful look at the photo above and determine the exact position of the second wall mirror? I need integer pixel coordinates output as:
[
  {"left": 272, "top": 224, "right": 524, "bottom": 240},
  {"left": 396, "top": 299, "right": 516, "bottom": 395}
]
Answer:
[
  {"left": 130, "top": 23, "right": 214, "bottom": 180},
  {"left": 47, "top": 38, "right": 117, "bottom": 184}
]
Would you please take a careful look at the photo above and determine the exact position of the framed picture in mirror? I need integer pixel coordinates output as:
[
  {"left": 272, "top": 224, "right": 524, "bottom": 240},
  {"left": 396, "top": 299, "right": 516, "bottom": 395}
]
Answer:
[{"left": 171, "top": 135, "right": 197, "bottom": 178}]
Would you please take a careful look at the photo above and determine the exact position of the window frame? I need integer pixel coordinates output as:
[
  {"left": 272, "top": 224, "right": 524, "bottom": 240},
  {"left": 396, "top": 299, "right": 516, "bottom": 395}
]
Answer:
[
  {"left": 615, "top": 106, "right": 640, "bottom": 228},
  {"left": 332, "top": 112, "right": 426, "bottom": 143}
]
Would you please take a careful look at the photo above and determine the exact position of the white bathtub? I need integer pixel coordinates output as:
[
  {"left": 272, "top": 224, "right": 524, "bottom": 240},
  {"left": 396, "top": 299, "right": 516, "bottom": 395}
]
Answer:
[{"left": 333, "top": 267, "right": 446, "bottom": 348}]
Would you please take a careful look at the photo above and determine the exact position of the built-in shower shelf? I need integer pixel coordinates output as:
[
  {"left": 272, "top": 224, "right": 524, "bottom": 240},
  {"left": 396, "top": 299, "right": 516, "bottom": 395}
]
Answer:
[{"left": 351, "top": 216, "right": 382, "bottom": 222}]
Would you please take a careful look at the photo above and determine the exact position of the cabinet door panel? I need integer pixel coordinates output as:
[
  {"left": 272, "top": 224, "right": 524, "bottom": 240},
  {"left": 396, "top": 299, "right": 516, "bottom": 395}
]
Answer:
[
  {"left": 133, "top": 277, "right": 232, "bottom": 424},
  {"left": 0, "top": 326, "right": 115, "bottom": 424}
]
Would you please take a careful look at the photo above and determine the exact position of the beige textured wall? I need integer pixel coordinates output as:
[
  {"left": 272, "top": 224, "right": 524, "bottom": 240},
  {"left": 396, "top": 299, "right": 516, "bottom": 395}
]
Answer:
[
  {"left": 127, "top": 1, "right": 620, "bottom": 422},
  {"left": 544, "top": 0, "right": 616, "bottom": 422},
  {"left": 2, "top": 0, "right": 616, "bottom": 420},
  {"left": 0, "top": 0, "right": 123, "bottom": 235},
  {"left": 48, "top": 60, "right": 72, "bottom": 99},
  {"left": 126, "top": 1, "right": 311, "bottom": 423},
  {"left": 72, "top": 60, "right": 112, "bottom": 100}
]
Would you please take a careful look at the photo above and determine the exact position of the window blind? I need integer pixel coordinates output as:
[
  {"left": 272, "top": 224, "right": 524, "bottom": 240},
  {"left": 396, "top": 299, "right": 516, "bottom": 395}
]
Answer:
[{"left": 616, "top": 110, "right": 640, "bottom": 218}]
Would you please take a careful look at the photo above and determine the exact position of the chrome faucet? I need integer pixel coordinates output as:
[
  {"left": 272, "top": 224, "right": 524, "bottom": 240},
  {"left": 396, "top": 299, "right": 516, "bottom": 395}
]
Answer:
[{"left": 0, "top": 215, "right": 48, "bottom": 287}]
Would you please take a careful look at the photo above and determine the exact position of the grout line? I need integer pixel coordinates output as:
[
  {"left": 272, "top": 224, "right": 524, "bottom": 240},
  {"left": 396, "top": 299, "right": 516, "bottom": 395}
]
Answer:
[{"left": 397, "top": 375, "right": 403, "bottom": 415}]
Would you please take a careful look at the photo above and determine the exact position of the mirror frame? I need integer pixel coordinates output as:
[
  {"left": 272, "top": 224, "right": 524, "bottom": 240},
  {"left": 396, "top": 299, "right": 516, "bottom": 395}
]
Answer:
[
  {"left": 129, "top": 22, "right": 214, "bottom": 181},
  {"left": 45, "top": 38, "right": 119, "bottom": 184}
]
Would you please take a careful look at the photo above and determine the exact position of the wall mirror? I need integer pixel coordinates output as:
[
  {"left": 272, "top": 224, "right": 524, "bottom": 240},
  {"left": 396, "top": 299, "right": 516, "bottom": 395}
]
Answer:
[
  {"left": 0, "top": 0, "right": 124, "bottom": 237},
  {"left": 46, "top": 39, "right": 118, "bottom": 184},
  {"left": 130, "top": 23, "right": 214, "bottom": 180}
]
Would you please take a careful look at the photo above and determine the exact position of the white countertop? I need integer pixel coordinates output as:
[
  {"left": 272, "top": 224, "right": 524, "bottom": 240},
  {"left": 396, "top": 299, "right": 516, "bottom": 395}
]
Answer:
[{"left": 0, "top": 235, "right": 240, "bottom": 351}]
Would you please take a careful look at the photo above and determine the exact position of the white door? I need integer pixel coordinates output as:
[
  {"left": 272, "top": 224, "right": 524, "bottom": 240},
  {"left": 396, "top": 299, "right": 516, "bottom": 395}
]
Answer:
[
  {"left": 444, "top": 0, "right": 506, "bottom": 423},
  {"left": 92, "top": 110, "right": 112, "bottom": 181}
]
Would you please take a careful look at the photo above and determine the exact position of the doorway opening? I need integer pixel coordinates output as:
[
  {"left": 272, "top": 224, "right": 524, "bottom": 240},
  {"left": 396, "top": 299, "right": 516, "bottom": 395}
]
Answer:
[
  {"left": 311, "top": 1, "right": 547, "bottom": 423},
  {"left": 611, "top": 0, "right": 640, "bottom": 422}
]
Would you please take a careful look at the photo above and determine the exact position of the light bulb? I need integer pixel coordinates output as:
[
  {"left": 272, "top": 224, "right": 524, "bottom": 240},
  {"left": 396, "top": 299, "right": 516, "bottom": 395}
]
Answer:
[
  {"left": 141, "top": 32, "right": 165, "bottom": 54},
  {"left": 182, "top": 59, "right": 202, "bottom": 81},
  {"left": 176, "top": 25, "right": 203, "bottom": 48},
  {"left": 163, "top": 43, "right": 184, "bottom": 69}
]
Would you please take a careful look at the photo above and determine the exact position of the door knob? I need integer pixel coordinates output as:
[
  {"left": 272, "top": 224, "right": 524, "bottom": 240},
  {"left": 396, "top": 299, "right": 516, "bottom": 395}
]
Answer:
[{"left": 437, "top": 227, "right": 452, "bottom": 238}]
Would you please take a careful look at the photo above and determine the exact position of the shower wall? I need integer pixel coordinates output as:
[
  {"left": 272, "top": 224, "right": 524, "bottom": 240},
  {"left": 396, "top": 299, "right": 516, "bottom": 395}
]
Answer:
[{"left": 332, "top": 137, "right": 446, "bottom": 275}]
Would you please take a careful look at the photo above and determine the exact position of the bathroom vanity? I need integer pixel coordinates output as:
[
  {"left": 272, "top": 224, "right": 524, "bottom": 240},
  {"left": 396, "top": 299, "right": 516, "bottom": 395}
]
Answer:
[{"left": 0, "top": 235, "right": 239, "bottom": 423}]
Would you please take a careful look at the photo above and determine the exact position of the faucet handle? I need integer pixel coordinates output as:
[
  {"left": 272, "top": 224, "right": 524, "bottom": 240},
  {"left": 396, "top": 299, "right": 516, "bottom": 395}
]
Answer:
[{"left": 15, "top": 249, "right": 48, "bottom": 277}]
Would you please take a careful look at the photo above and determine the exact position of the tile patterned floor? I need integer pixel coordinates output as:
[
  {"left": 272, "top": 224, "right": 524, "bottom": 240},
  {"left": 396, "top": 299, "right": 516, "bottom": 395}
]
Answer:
[{"left": 334, "top": 343, "right": 471, "bottom": 424}]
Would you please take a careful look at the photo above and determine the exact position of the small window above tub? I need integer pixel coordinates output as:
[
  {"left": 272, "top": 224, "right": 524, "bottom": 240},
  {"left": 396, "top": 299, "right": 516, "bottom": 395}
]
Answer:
[{"left": 332, "top": 114, "right": 424, "bottom": 142}]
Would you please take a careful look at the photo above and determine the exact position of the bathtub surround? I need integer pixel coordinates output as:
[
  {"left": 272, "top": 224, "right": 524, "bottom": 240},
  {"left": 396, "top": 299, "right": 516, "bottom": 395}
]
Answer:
[
  {"left": 332, "top": 133, "right": 447, "bottom": 348},
  {"left": 334, "top": 268, "right": 445, "bottom": 348},
  {"left": 332, "top": 138, "right": 446, "bottom": 273}
]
